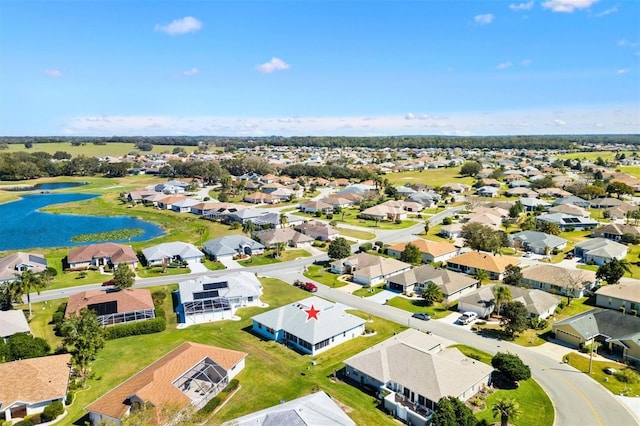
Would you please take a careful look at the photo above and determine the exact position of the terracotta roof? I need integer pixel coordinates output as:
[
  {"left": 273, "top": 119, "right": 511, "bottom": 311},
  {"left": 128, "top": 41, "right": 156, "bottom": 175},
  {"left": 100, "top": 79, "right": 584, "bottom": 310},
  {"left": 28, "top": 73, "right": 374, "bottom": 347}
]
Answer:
[
  {"left": 85, "top": 342, "right": 247, "bottom": 424},
  {"left": 447, "top": 251, "right": 520, "bottom": 274},
  {"left": 388, "top": 239, "right": 457, "bottom": 257},
  {"left": 67, "top": 243, "right": 137, "bottom": 264},
  {"left": 0, "top": 354, "right": 71, "bottom": 408},
  {"left": 65, "top": 289, "right": 154, "bottom": 318}
]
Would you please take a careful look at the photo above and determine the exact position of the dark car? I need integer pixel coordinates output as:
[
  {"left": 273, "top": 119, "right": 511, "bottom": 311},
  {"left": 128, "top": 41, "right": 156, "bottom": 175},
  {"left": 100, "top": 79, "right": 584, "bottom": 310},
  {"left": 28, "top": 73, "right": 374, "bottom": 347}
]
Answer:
[
  {"left": 411, "top": 312, "right": 431, "bottom": 321},
  {"left": 102, "top": 279, "right": 116, "bottom": 286}
]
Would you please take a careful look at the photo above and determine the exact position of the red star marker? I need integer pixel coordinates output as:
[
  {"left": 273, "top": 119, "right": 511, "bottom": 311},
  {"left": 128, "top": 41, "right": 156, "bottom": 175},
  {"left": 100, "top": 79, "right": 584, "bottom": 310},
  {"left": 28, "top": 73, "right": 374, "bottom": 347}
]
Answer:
[{"left": 304, "top": 304, "right": 320, "bottom": 321}]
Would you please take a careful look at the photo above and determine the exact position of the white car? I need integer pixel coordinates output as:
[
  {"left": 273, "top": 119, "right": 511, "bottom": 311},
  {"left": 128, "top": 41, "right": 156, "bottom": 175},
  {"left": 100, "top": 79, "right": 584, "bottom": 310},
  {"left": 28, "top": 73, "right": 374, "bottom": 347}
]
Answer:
[{"left": 457, "top": 311, "right": 478, "bottom": 325}]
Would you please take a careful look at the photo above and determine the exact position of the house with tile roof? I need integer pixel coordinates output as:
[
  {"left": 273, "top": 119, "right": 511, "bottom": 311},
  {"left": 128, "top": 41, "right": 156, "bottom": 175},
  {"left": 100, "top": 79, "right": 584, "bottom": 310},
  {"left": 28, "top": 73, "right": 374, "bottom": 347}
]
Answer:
[
  {"left": 457, "top": 284, "right": 560, "bottom": 319},
  {"left": 202, "top": 235, "right": 265, "bottom": 261},
  {"left": 86, "top": 342, "right": 247, "bottom": 426},
  {"left": 243, "top": 191, "right": 280, "bottom": 204},
  {"left": 548, "top": 203, "right": 590, "bottom": 217},
  {"left": 0, "top": 310, "right": 30, "bottom": 342},
  {"left": 255, "top": 228, "right": 314, "bottom": 249},
  {"left": 141, "top": 242, "right": 204, "bottom": 267},
  {"left": 595, "top": 279, "right": 640, "bottom": 314},
  {"left": 66, "top": 289, "right": 155, "bottom": 327},
  {"left": 222, "top": 391, "right": 355, "bottom": 426},
  {"left": 574, "top": 238, "right": 628, "bottom": 266},
  {"left": 330, "top": 253, "right": 412, "bottom": 286},
  {"left": 251, "top": 297, "right": 365, "bottom": 355},
  {"left": 0, "top": 252, "right": 47, "bottom": 283},
  {"left": 175, "top": 272, "right": 263, "bottom": 325},
  {"left": 0, "top": 354, "right": 72, "bottom": 422},
  {"left": 66, "top": 243, "right": 138, "bottom": 270},
  {"left": 343, "top": 329, "right": 492, "bottom": 426},
  {"left": 552, "top": 309, "right": 640, "bottom": 364},
  {"left": 299, "top": 200, "right": 334, "bottom": 214},
  {"left": 387, "top": 265, "right": 479, "bottom": 300},
  {"left": 446, "top": 251, "right": 520, "bottom": 281},
  {"left": 386, "top": 239, "right": 459, "bottom": 264},
  {"left": 294, "top": 221, "right": 339, "bottom": 242},
  {"left": 591, "top": 223, "right": 640, "bottom": 242},
  {"left": 522, "top": 264, "right": 598, "bottom": 299}
]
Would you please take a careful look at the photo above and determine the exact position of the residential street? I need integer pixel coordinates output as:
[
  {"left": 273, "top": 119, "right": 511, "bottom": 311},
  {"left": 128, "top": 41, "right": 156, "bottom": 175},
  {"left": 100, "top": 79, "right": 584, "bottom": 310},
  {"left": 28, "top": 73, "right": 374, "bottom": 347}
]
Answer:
[{"left": 26, "top": 217, "right": 640, "bottom": 426}]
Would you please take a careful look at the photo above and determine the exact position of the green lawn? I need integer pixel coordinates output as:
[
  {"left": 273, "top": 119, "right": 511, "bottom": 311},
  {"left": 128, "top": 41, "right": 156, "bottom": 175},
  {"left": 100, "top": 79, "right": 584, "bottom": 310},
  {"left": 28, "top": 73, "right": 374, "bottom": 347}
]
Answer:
[
  {"left": 304, "top": 264, "right": 348, "bottom": 288},
  {"left": 30, "top": 278, "right": 402, "bottom": 426},
  {"left": 566, "top": 352, "right": 640, "bottom": 397},
  {"left": 452, "top": 345, "right": 554, "bottom": 426},
  {"left": 2, "top": 141, "right": 200, "bottom": 157},
  {"left": 352, "top": 284, "right": 386, "bottom": 297},
  {"left": 136, "top": 266, "right": 191, "bottom": 279},
  {"left": 618, "top": 165, "right": 640, "bottom": 179},
  {"left": 555, "top": 151, "right": 630, "bottom": 162},
  {"left": 385, "top": 296, "right": 454, "bottom": 319},
  {"left": 334, "top": 226, "right": 377, "bottom": 241},
  {"left": 296, "top": 209, "right": 417, "bottom": 230},
  {"left": 384, "top": 168, "right": 475, "bottom": 188}
]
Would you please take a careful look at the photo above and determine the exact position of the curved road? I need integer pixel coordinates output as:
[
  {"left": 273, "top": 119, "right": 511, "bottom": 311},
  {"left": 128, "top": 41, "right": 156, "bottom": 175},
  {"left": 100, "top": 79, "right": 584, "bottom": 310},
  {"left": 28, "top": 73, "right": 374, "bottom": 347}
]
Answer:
[{"left": 27, "top": 219, "right": 639, "bottom": 426}]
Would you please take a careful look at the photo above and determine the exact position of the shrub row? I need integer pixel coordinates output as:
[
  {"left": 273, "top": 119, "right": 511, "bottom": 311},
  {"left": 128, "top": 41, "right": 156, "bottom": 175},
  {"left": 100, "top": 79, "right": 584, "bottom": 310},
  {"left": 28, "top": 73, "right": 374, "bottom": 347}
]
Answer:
[
  {"left": 198, "top": 379, "right": 240, "bottom": 415},
  {"left": 105, "top": 317, "right": 166, "bottom": 340}
]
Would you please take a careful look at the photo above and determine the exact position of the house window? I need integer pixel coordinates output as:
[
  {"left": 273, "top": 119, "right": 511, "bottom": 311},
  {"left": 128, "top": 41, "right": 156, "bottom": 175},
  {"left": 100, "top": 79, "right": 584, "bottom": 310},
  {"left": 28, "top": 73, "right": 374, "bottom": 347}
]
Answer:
[{"left": 257, "top": 323, "right": 262, "bottom": 329}]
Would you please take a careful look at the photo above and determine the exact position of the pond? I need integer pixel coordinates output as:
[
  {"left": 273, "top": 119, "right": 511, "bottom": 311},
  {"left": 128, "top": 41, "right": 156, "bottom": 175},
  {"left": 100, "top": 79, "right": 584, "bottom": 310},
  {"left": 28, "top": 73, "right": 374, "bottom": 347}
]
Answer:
[
  {"left": 0, "top": 181, "right": 88, "bottom": 191},
  {"left": 0, "top": 193, "right": 165, "bottom": 250}
]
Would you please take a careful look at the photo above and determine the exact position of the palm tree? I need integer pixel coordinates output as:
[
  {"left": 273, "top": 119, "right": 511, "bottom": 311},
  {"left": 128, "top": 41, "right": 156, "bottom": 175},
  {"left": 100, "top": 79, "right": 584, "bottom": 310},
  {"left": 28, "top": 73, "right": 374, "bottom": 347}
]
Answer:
[
  {"left": 279, "top": 213, "right": 288, "bottom": 228},
  {"left": 492, "top": 398, "right": 522, "bottom": 426},
  {"left": 10, "top": 269, "right": 46, "bottom": 318},
  {"left": 493, "top": 285, "right": 512, "bottom": 317},
  {"left": 619, "top": 258, "right": 632, "bottom": 277},
  {"left": 474, "top": 269, "right": 489, "bottom": 286},
  {"left": 421, "top": 282, "right": 443, "bottom": 305},
  {"left": 242, "top": 220, "right": 257, "bottom": 236}
]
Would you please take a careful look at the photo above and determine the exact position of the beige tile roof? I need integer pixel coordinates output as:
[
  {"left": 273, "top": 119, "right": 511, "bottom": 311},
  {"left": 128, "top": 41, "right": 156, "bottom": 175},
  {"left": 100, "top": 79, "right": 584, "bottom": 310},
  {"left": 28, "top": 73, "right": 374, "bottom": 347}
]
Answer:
[
  {"left": 0, "top": 354, "right": 71, "bottom": 408},
  {"left": 67, "top": 243, "right": 138, "bottom": 265},
  {"left": 596, "top": 281, "right": 640, "bottom": 304},
  {"left": 447, "top": 251, "right": 520, "bottom": 274},
  {"left": 85, "top": 342, "right": 247, "bottom": 424},
  {"left": 0, "top": 252, "right": 47, "bottom": 281},
  {"left": 388, "top": 239, "right": 457, "bottom": 257},
  {"left": 65, "top": 289, "right": 154, "bottom": 318},
  {"left": 522, "top": 264, "right": 597, "bottom": 288}
]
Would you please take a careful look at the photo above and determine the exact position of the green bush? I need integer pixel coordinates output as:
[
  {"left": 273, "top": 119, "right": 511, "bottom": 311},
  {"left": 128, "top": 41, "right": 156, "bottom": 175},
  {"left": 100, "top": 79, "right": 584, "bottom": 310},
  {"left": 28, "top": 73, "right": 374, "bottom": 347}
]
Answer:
[
  {"left": 13, "top": 420, "right": 34, "bottom": 426},
  {"left": 105, "top": 317, "right": 166, "bottom": 340},
  {"left": 151, "top": 290, "right": 167, "bottom": 307},
  {"left": 154, "top": 307, "right": 166, "bottom": 318},
  {"left": 359, "top": 242, "right": 373, "bottom": 252},
  {"left": 223, "top": 378, "right": 239, "bottom": 393},
  {"left": 66, "top": 390, "right": 75, "bottom": 405},
  {"left": 41, "top": 400, "right": 64, "bottom": 422},
  {"left": 199, "top": 393, "right": 225, "bottom": 415}
]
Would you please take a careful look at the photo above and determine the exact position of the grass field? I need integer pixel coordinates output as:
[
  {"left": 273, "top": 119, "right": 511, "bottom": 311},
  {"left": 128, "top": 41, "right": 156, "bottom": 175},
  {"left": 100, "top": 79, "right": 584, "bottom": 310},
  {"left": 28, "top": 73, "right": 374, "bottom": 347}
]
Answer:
[
  {"left": 566, "top": 352, "right": 640, "bottom": 397},
  {"left": 304, "top": 264, "right": 348, "bottom": 288},
  {"left": 25, "top": 278, "right": 404, "bottom": 426},
  {"left": 385, "top": 296, "right": 454, "bottom": 320},
  {"left": 452, "top": 345, "right": 554, "bottom": 426},
  {"left": 555, "top": 151, "right": 632, "bottom": 162},
  {"left": 2, "top": 142, "right": 200, "bottom": 156},
  {"left": 383, "top": 167, "right": 475, "bottom": 188}
]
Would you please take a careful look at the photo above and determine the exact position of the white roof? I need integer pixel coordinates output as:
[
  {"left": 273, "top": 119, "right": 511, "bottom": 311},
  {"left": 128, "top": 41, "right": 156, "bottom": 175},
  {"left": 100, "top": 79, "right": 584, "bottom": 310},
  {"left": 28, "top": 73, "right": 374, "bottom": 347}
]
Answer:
[
  {"left": 142, "top": 242, "right": 204, "bottom": 261},
  {"left": 178, "top": 271, "right": 262, "bottom": 303},
  {"left": 252, "top": 296, "right": 365, "bottom": 344},
  {"left": 0, "top": 310, "right": 30, "bottom": 338}
]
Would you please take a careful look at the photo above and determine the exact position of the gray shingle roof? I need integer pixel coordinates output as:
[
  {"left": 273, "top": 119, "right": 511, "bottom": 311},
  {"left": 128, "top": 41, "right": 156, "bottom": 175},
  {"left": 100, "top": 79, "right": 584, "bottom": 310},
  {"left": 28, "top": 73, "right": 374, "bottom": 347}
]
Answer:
[{"left": 202, "top": 235, "right": 265, "bottom": 258}]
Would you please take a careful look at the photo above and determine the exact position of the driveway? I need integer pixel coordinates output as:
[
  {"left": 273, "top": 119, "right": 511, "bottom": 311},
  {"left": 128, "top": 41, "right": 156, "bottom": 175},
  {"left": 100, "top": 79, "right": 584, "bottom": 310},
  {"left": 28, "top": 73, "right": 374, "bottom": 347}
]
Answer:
[
  {"left": 368, "top": 289, "right": 399, "bottom": 304},
  {"left": 218, "top": 256, "right": 242, "bottom": 270},
  {"left": 187, "top": 260, "right": 209, "bottom": 273}
]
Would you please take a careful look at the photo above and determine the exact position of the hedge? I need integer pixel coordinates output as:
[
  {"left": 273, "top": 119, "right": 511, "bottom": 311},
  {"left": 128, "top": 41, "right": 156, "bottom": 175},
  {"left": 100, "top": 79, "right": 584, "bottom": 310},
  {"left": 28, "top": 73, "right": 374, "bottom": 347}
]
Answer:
[
  {"left": 41, "top": 400, "right": 64, "bottom": 422},
  {"left": 199, "top": 379, "right": 240, "bottom": 415},
  {"left": 105, "top": 317, "right": 166, "bottom": 340},
  {"left": 223, "top": 379, "right": 239, "bottom": 393}
]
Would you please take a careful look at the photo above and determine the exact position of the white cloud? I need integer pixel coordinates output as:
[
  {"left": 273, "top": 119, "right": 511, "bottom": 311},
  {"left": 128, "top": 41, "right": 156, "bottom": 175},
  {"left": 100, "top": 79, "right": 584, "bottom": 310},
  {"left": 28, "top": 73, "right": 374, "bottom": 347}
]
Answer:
[
  {"left": 405, "top": 113, "right": 429, "bottom": 120},
  {"left": 44, "top": 69, "right": 62, "bottom": 77},
  {"left": 474, "top": 14, "right": 495, "bottom": 25},
  {"left": 509, "top": 1, "right": 535, "bottom": 12},
  {"left": 182, "top": 67, "right": 200, "bottom": 76},
  {"left": 497, "top": 62, "right": 513, "bottom": 69},
  {"left": 541, "top": 0, "right": 599, "bottom": 13},
  {"left": 256, "top": 57, "right": 290, "bottom": 73},
  {"left": 155, "top": 16, "right": 203, "bottom": 36},
  {"left": 521, "top": 59, "right": 533, "bottom": 66},
  {"left": 596, "top": 6, "right": 618, "bottom": 16},
  {"left": 62, "top": 106, "right": 639, "bottom": 137},
  {"left": 617, "top": 68, "right": 631, "bottom": 74}
]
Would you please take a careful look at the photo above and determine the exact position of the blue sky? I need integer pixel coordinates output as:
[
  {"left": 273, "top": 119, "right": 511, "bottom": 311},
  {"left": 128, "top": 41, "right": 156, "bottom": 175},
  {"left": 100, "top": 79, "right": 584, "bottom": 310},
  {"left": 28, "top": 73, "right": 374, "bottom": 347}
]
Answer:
[{"left": 1, "top": 0, "right": 638, "bottom": 137}]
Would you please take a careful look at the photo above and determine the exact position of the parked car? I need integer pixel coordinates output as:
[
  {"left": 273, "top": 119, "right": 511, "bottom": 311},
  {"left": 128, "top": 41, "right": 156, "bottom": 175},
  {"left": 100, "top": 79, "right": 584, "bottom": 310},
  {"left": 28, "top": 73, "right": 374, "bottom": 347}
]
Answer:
[
  {"left": 411, "top": 312, "right": 431, "bottom": 321},
  {"left": 457, "top": 311, "right": 478, "bottom": 325},
  {"left": 102, "top": 279, "right": 116, "bottom": 287},
  {"left": 302, "top": 282, "right": 318, "bottom": 292}
]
